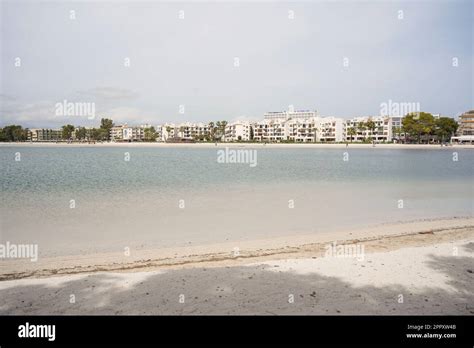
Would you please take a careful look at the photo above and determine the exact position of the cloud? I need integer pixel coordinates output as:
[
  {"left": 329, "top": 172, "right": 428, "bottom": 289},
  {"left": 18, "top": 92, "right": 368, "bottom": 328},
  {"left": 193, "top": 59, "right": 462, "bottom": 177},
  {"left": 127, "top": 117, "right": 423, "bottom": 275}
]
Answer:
[{"left": 76, "top": 87, "right": 139, "bottom": 101}]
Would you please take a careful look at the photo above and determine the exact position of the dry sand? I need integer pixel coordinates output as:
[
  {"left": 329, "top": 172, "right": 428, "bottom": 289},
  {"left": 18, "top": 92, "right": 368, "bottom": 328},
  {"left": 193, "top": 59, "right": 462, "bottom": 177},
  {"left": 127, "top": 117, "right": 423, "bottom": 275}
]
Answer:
[{"left": 0, "top": 218, "right": 472, "bottom": 315}]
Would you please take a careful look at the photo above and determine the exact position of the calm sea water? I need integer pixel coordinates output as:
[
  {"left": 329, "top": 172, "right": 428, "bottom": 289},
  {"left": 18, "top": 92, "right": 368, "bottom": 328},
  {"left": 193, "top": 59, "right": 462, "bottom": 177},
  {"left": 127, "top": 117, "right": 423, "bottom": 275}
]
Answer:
[{"left": 1, "top": 146, "right": 473, "bottom": 257}]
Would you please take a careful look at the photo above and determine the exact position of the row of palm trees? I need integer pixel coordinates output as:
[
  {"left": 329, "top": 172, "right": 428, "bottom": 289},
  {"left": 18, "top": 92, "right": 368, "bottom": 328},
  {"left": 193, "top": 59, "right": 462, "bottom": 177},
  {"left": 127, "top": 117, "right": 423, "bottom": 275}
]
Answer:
[
  {"left": 164, "top": 119, "right": 380, "bottom": 143},
  {"left": 165, "top": 121, "right": 228, "bottom": 141},
  {"left": 346, "top": 119, "right": 378, "bottom": 143}
]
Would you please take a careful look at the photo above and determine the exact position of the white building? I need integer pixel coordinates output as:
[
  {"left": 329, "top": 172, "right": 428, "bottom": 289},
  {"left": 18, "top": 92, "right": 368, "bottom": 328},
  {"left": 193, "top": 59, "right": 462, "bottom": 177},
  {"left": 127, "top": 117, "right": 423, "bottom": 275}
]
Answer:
[
  {"left": 158, "top": 122, "right": 210, "bottom": 141},
  {"left": 264, "top": 108, "right": 318, "bottom": 121},
  {"left": 110, "top": 124, "right": 151, "bottom": 142},
  {"left": 253, "top": 113, "right": 345, "bottom": 143},
  {"left": 345, "top": 116, "right": 392, "bottom": 142},
  {"left": 224, "top": 122, "right": 251, "bottom": 141},
  {"left": 285, "top": 117, "right": 318, "bottom": 142},
  {"left": 317, "top": 117, "right": 345, "bottom": 142},
  {"left": 253, "top": 118, "right": 287, "bottom": 142}
]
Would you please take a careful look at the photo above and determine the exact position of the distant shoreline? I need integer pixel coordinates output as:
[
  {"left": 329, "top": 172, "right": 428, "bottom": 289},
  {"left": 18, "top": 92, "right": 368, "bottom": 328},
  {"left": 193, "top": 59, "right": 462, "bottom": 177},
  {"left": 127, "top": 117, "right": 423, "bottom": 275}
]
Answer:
[{"left": 1, "top": 142, "right": 473, "bottom": 149}]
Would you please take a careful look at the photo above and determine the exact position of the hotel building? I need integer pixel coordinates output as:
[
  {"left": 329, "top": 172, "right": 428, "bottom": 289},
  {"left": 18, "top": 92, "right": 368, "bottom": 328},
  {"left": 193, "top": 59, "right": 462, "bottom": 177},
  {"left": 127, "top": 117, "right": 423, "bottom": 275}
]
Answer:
[
  {"left": 27, "top": 128, "right": 62, "bottom": 142},
  {"left": 264, "top": 108, "right": 318, "bottom": 121}
]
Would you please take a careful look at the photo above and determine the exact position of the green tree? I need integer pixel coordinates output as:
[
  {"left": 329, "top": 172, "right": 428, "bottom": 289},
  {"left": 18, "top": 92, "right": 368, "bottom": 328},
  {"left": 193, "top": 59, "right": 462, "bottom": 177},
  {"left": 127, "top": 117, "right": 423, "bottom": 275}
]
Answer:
[
  {"left": 100, "top": 118, "right": 114, "bottom": 140},
  {"left": 393, "top": 126, "right": 402, "bottom": 142},
  {"left": 144, "top": 126, "right": 158, "bottom": 142},
  {"left": 75, "top": 127, "right": 87, "bottom": 140},
  {"left": 219, "top": 120, "right": 228, "bottom": 141},
  {"left": 435, "top": 117, "right": 458, "bottom": 143},
  {"left": 1, "top": 125, "right": 27, "bottom": 142},
  {"left": 89, "top": 128, "right": 108, "bottom": 141},
  {"left": 208, "top": 122, "right": 215, "bottom": 141},
  {"left": 357, "top": 122, "right": 367, "bottom": 140},
  {"left": 365, "top": 118, "right": 376, "bottom": 141},
  {"left": 62, "top": 124, "right": 75, "bottom": 140},
  {"left": 402, "top": 112, "right": 435, "bottom": 143},
  {"left": 347, "top": 127, "right": 356, "bottom": 142}
]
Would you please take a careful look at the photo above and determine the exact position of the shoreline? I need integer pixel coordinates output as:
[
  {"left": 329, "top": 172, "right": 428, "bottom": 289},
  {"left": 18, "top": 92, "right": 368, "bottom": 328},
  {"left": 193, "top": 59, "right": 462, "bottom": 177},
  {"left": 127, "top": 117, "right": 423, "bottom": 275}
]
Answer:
[
  {"left": 1, "top": 216, "right": 472, "bottom": 281},
  {"left": 1, "top": 142, "right": 473, "bottom": 149},
  {"left": 0, "top": 218, "right": 472, "bottom": 314}
]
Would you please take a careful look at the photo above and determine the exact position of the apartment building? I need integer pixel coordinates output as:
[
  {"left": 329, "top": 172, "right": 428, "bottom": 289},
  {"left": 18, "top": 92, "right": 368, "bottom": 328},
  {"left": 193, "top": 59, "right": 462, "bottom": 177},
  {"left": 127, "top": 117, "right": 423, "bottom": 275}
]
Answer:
[
  {"left": 456, "top": 110, "right": 474, "bottom": 136},
  {"left": 345, "top": 116, "right": 392, "bottom": 142},
  {"left": 110, "top": 124, "right": 151, "bottom": 142},
  {"left": 253, "top": 116, "right": 345, "bottom": 143},
  {"left": 253, "top": 118, "right": 287, "bottom": 142},
  {"left": 27, "top": 128, "right": 62, "bottom": 142},
  {"left": 451, "top": 110, "right": 474, "bottom": 144},
  {"left": 285, "top": 118, "right": 317, "bottom": 142},
  {"left": 317, "top": 117, "right": 345, "bottom": 142},
  {"left": 224, "top": 122, "right": 251, "bottom": 142},
  {"left": 159, "top": 123, "right": 209, "bottom": 141}
]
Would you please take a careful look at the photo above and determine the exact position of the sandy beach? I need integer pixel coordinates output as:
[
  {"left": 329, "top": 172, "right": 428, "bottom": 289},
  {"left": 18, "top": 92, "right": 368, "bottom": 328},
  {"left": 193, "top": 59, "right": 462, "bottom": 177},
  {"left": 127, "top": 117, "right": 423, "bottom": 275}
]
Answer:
[
  {"left": 1, "top": 142, "right": 473, "bottom": 149},
  {"left": 1, "top": 217, "right": 472, "bottom": 315}
]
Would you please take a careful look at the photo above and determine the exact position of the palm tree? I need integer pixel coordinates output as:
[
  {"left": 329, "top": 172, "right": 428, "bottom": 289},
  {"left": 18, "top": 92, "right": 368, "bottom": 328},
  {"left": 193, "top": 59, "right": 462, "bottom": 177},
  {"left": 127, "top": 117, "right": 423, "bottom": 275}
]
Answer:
[
  {"left": 220, "top": 120, "right": 228, "bottom": 142},
  {"left": 347, "top": 127, "right": 356, "bottom": 143},
  {"left": 365, "top": 118, "right": 376, "bottom": 141},
  {"left": 165, "top": 126, "right": 172, "bottom": 141},
  {"left": 357, "top": 122, "right": 367, "bottom": 141},
  {"left": 208, "top": 122, "right": 215, "bottom": 141}
]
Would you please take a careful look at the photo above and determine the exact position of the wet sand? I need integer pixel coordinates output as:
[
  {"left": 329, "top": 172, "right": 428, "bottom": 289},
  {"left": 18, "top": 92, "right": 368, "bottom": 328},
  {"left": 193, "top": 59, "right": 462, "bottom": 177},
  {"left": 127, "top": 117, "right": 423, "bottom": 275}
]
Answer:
[{"left": 0, "top": 218, "right": 472, "bottom": 315}]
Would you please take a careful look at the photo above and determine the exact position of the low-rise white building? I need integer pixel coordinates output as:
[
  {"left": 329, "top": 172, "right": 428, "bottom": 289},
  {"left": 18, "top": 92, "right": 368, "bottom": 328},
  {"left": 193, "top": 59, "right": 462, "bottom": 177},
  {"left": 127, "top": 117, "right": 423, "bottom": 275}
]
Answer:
[
  {"left": 224, "top": 122, "right": 251, "bottom": 141},
  {"left": 253, "top": 115, "right": 345, "bottom": 143},
  {"left": 253, "top": 118, "right": 287, "bottom": 142},
  {"left": 158, "top": 122, "right": 210, "bottom": 141},
  {"left": 285, "top": 117, "right": 318, "bottom": 142},
  {"left": 110, "top": 124, "right": 151, "bottom": 142},
  {"left": 345, "top": 116, "right": 392, "bottom": 142},
  {"left": 317, "top": 117, "right": 345, "bottom": 142}
]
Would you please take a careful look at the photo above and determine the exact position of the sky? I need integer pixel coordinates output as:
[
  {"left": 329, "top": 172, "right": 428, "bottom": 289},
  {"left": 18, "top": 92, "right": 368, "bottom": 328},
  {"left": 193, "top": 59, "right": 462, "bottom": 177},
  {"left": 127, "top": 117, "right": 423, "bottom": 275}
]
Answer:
[{"left": 0, "top": 0, "right": 472, "bottom": 128}]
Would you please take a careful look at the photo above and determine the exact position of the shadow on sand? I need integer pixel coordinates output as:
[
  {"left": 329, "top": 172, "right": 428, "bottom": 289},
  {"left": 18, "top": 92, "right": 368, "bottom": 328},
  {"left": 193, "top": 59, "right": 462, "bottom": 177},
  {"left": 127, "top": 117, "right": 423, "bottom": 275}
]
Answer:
[{"left": 0, "top": 242, "right": 472, "bottom": 315}]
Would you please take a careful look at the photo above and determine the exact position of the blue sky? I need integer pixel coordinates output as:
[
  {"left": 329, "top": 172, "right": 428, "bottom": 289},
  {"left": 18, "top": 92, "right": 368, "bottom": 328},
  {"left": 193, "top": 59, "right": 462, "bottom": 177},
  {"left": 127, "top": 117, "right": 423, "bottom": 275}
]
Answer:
[{"left": 1, "top": 0, "right": 472, "bottom": 127}]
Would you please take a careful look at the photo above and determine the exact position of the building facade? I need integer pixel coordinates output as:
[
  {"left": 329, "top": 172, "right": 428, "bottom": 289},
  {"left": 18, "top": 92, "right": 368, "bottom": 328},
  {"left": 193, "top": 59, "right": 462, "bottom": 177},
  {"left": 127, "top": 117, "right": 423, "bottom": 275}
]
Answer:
[
  {"left": 224, "top": 122, "right": 251, "bottom": 141},
  {"left": 110, "top": 124, "right": 151, "bottom": 142},
  {"left": 345, "top": 116, "right": 392, "bottom": 142},
  {"left": 159, "top": 123, "right": 210, "bottom": 141},
  {"left": 457, "top": 110, "right": 474, "bottom": 136},
  {"left": 27, "top": 129, "right": 62, "bottom": 142}
]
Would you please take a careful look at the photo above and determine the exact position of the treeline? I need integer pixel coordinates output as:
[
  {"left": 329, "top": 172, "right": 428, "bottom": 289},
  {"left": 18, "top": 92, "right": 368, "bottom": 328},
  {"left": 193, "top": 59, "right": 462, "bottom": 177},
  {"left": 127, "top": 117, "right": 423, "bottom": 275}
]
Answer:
[
  {"left": 166, "top": 120, "right": 228, "bottom": 142},
  {"left": 0, "top": 125, "right": 29, "bottom": 142},
  {"left": 0, "top": 118, "right": 162, "bottom": 142},
  {"left": 61, "top": 118, "right": 114, "bottom": 141},
  {"left": 398, "top": 112, "right": 458, "bottom": 143}
]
